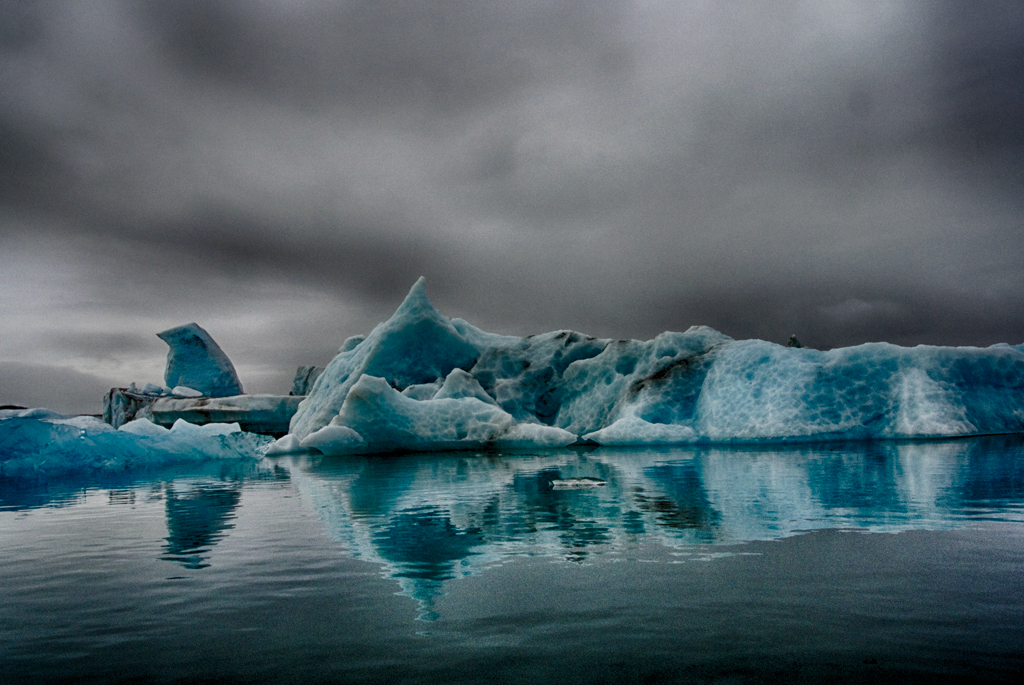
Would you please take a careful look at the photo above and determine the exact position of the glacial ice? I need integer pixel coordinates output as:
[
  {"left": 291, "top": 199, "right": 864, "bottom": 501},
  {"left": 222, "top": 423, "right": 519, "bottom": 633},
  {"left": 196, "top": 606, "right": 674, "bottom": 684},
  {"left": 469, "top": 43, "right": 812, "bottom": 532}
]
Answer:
[
  {"left": 158, "top": 323, "right": 243, "bottom": 397},
  {"left": 294, "top": 374, "right": 575, "bottom": 455},
  {"left": 278, "top": 277, "right": 1024, "bottom": 454},
  {"left": 0, "top": 408, "right": 269, "bottom": 479}
]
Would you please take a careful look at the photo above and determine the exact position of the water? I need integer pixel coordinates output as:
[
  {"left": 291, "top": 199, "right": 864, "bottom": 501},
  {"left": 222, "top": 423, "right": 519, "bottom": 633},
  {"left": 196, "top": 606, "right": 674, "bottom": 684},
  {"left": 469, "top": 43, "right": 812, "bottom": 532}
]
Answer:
[{"left": 3, "top": 437, "right": 1024, "bottom": 683}]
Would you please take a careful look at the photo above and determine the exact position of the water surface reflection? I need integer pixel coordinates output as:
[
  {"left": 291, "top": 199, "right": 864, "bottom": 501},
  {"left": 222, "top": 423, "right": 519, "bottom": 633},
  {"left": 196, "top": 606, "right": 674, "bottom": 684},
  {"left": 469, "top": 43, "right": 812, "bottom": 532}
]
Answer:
[
  {"left": 288, "top": 436, "right": 1024, "bottom": 618},
  {"left": 4, "top": 437, "right": 1023, "bottom": 621},
  {"left": 162, "top": 483, "right": 243, "bottom": 569}
]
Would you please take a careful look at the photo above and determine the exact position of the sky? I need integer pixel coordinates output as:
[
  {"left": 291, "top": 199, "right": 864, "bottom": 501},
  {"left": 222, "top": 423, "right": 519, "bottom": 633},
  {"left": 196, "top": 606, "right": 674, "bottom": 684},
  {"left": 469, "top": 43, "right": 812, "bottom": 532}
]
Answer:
[{"left": 2, "top": 0, "right": 1024, "bottom": 413}]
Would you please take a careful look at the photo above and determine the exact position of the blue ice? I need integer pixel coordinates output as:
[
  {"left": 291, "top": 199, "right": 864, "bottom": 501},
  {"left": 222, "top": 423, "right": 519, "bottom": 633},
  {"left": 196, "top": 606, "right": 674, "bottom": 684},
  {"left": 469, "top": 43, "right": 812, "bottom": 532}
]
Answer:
[
  {"left": 0, "top": 409, "right": 269, "bottom": 479},
  {"left": 276, "top": 278, "right": 1024, "bottom": 454}
]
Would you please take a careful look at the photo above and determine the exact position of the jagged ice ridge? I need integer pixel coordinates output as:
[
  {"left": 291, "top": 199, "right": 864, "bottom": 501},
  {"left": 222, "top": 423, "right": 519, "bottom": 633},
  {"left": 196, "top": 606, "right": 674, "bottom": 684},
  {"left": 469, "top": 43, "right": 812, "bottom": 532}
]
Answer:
[{"left": 278, "top": 278, "right": 1024, "bottom": 454}]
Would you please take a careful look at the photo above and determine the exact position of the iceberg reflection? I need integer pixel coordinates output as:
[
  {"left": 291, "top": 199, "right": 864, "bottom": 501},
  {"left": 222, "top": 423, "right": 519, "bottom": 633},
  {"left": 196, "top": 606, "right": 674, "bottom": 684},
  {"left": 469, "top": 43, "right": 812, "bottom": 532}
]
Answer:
[
  {"left": 162, "top": 482, "right": 243, "bottom": 569},
  {"left": 288, "top": 436, "right": 1024, "bottom": 619}
]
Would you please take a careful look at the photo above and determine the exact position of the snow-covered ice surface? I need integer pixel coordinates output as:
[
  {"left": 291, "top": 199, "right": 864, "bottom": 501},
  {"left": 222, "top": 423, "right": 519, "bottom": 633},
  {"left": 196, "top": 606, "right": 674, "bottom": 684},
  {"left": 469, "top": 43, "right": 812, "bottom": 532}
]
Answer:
[
  {"left": 0, "top": 408, "right": 270, "bottom": 479},
  {"left": 281, "top": 278, "right": 1024, "bottom": 454}
]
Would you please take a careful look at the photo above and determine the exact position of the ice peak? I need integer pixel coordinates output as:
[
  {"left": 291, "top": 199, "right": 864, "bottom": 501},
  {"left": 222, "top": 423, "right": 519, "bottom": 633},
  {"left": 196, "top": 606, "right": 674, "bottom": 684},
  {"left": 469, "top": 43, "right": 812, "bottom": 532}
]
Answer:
[{"left": 392, "top": 276, "right": 439, "bottom": 320}]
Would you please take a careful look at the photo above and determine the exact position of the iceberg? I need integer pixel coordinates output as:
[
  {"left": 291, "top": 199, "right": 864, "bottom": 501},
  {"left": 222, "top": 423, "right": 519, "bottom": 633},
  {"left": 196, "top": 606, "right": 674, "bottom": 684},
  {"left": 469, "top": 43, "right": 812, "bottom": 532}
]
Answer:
[
  {"left": 157, "top": 323, "right": 243, "bottom": 398},
  {"left": 278, "top": 278, "right": 1024, "bottom": 454},
  {"left": 0, "top": 408, "right": 270, "bottom": 479}
]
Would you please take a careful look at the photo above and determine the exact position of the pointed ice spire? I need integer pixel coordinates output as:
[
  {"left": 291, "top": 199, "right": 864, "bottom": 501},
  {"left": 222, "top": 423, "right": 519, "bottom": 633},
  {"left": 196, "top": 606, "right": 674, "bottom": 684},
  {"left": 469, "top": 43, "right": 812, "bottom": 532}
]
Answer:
[{"left": 392, "top": 276, "right": 440, "bottom": 320}]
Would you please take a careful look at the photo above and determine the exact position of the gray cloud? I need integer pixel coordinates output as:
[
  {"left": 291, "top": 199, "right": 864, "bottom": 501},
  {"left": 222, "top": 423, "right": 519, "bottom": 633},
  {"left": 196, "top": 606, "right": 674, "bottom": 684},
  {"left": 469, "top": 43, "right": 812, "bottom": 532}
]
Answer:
[
  {"left": 0, "top": 362, "right": 112, "bottom": 414},
  {"left": 134, "top": 0, "right": 633, "bottom": 113},
  {"left": 2, "top": 1, "right": 1024, "bottom": 413}
]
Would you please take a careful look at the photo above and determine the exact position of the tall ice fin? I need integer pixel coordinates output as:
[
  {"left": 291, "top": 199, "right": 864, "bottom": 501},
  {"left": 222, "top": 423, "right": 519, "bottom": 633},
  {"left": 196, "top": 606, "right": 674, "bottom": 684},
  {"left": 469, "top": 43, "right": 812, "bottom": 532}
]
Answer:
[{"left": 157, "top": 323, "right": 244, "bottom": 398}]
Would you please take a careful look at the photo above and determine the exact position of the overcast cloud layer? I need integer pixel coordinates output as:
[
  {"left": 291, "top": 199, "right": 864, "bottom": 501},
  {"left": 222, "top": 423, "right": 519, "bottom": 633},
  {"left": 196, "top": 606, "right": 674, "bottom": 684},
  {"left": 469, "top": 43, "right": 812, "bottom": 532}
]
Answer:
[{"left": 2, "top": 0, "right": 1024, "bottom": 413}]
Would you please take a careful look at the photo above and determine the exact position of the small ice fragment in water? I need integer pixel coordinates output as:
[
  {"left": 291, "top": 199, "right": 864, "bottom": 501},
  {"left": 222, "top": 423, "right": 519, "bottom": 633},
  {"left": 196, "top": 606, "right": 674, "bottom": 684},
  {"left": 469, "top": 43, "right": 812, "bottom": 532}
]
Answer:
[{"left": 550, "top": 477, "right": 607, "bottom": 489}]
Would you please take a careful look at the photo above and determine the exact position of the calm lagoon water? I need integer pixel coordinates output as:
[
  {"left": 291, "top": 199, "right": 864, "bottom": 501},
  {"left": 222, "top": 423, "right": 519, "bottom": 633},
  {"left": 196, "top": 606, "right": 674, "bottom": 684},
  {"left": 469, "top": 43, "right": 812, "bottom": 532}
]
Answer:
[{"left": 3, "top": 437, "right": 1024, "bottom": 683}]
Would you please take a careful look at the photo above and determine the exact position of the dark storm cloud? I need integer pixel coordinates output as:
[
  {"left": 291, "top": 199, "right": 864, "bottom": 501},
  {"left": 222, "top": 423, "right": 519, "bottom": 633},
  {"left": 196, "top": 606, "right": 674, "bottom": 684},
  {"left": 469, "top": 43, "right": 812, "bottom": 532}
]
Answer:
[
  {"left": 134, "top": 0, "right": 631, "bottom": 112},
  {"left": 2, "top": 1, "right": 1024, "bottom": 412}
]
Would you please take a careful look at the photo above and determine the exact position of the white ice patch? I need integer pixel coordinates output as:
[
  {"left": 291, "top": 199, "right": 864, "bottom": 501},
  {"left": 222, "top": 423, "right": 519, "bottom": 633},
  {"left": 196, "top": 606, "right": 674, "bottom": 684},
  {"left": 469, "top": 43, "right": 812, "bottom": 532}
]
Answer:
[
  {"left": 140, "top": 382, "right": 170, "bottom": 396},
  {"left": 300, "top": 425, "right": 365, "bottom": 456},
  {"left": 401, "top": 379, "right": 443, "bottom": 400},
  {"left": 584, "top": 416, "right": 697, "bottom": 445},
  {"left": 171, "top": 386, "right": 204, "bottom": 398},
  {"left": 168, "top": 418, "right": 241, "bottom": 437},
  {"left": 493, "top": 422, "right": 576, "bottom": 448},
  {"left": 893, "top": 367, "right": 975, "bottom": 437},
  {"left": 118, "top": 418, "right": 170, "bottom": 437},
  {"left": 265, "top": 433, "right": 306, "bottom": 455},
  {"left": 434, "top": 368, "right": 498, "bottom": 405}
]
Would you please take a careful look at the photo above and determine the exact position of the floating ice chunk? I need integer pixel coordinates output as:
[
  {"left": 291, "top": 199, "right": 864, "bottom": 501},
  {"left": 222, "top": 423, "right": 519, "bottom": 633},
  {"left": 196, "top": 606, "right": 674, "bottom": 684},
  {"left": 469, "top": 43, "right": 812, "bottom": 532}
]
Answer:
[
  {"left": 299, "top": 425, "right": 365, "bottom": 456},
  {"left": 1, "top": 411, "right": 269, "bottom": 479},
  {"left": 584, "top": 416, "right": 697, "bottom": 445},
  {"left": 157, "top": 323, "right": 243, "bottom": 398},
  {"left": 550, "top": 477, "right": 606, "bottom": 489},
  {"left": 52, "top": 415, "right": 114, "bottom": 432},
  {"left": 0, "top": 407, "right": 69, "bottom": 421},
  {"left": 265, "top": 433, "right": 310, "bottom": 455},
  {"left": 171, "top": 386, "right": 204, "bottom": 398},
  {"left": 169, "top": 418, "right": 241, "bottom": 436},
  {"left": 140, "top": 382, "right": 171, "bottom": 396},
  {"left": 492, "top": 421, "right": 576, "bottom": 448}
]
